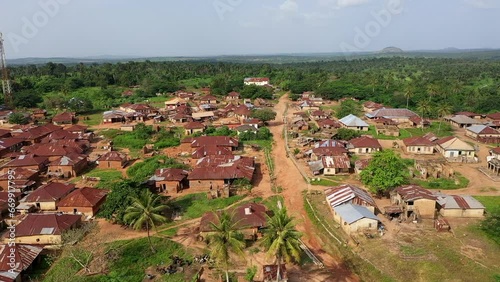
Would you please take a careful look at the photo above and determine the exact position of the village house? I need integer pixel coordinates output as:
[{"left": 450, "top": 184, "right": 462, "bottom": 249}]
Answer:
[
  {"left": 332, "top": 204, "right": 379, "bottom": 235},
  {"left": 47, "top": 154, "right": 88, "bottom": 178},
  {"left": 465, "top": 125, "right": 500, "bottom": 143},
  {"left": 414, "top": 159, "right": 454, "bottom": 179},
  {"left": 444, "top": 115, "right": 483, "bottom": 128},
  {"left": 301, "top": 91, "right": 314, "bottom": 100},
  {"left": 390, "top": 185, "right": 437, "bottom": 220},
  {"left": 200, "top": 95, "right": 218, "bottom": 105},
  {"left": 21, "top": 182, "right": 76, "bottom": 211},
  {"left": 0, "top": 168, "right": 38, "bottom": 192},
  {"left": 338, "top": 114, "right": 369, "bottom": 131},
  {"left": 354, "top": 159, "right": 370, "bottom": 174},
  {"left": 233, "top": 105, "right": 252, "bottom": 121},
  {"left": 310, "top": 110, "right": 327, "bottom": 120},
  {"left": 309, "top": 147, "right": 349, "bottom": 161},
  {"left": 235, "top": 125, "right": 258, "bottom": 135},
  {"left": 148, "top": 168, "right": 189, "bottom": 193},
  {"left": 96, "top": 151, "right": 128, "bottom": 169},
  {"left": 486, "top": 112, "right": 500, "bottom": 121},
  {"left": 226, "top": 91, "right": 240, "bottom": 101},
  {"left": 192, "top": 111, "right": 215, "bottom": 121},
  {"left": 435, "top": 194, "right": 485, "bottom": 218},
  {"left": 7, "top": 213, "right": 82, "bottom": 245},
  {"left": 51, "top": 112, "right": 75, "bottom": 125},
  {"left": 200, "top": 203, "right": 268, "bottom": 240},
  {"left": 244, "top": 77, "right": 270, "bottom": 86},
  {"left": 0, "top": 244, "right": 44, "bottom": 282},
  {"left": 102, "top": 110, "right": 126, "bottom": 124},
  {"left": 403, "top": 136, "right": 435, "bottom": 155},
  {"left": 191, "top": 145, "right": 233, "bottom": 159},
  {"left": 1, "top": 155, "right": 49, "bottom": 174},
  {"left": 32, "top": 108, "right": 48, "bottom": 120},
  {"left": 57, "top": 187, "right": 108, "bottom": 217},
  {"left": 175, "top": 91, "right": 195, "bottom": 100},
  {"left": 317, "top": 119, "right": 340, "bottom": 130},
  {"left": 12, "top": 124, "right": 61, "bottom": 144},
  {"left": 164, "top": 98, "right": 187, "bottom": 111},
  {"left": 363, "top": 101, "right": 384, "bottom": 113},
  {"left": 347, "top": 136, "right": 382, "bottom": 154},
  {"left": 366, "top": 108, "right": 419, "bottom": 126},
  {"left": 290, "top": 117, "right": 309, "bottom": 131},
  {"left": 0, "top": 138, "right": 25, "bottom": 158},
  {"left": 22, "top": 144, "right": 84, "bottom": 162},
  {"left": 435, "top": 136, "right": 476, "bottom": 162},
  {"left": 64, "top": 124, "right": 88, "bottom": 134},
  {"left": 183, "top": 121, "right": 205, "bottom": 135},
  {"left": 190, "top": 136, "right": 239, "bottom": 151},
  {"left": 321, "top": 155, "right": 351, "bottom": 175},
  {"left": 298, "top": 100, "right": 319, "bottom": 111},
  {"left": 293, "top": 112, "right": 309, "bottom": 120},
  {"left": 455, "top": 111, "right": 483, "bottom": 119},
  {"left": 325, "top": 184, "right": 377, "bottom": 213},
  {"left": 490, "top": 147, "right": 500, "bottom": 159},
  {"left": 242, "top": 118, "right": 263, "bottom": 129}
]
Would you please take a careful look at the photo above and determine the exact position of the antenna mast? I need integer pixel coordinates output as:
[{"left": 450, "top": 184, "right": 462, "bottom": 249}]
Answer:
[{"left": 0, "top": 33, "right": 14, "bottom": 109}]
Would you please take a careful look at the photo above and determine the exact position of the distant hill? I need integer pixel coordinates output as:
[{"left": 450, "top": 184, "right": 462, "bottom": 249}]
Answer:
[{"left": 379, "top": 47, "right": 404, "bottom": 53}]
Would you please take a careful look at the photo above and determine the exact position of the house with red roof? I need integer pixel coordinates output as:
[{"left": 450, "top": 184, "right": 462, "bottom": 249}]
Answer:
[
  {"left": 244, "top": 77, "right": 270, "bottom": 86},
  {"left": 0, "top": 244, "right": 44, "bottom": 282},
  {"left": 486, "top": 112, "right": 500, "bottom": 121},
  {"left": 22, "top": 182, "right": 76, "bottom": 211},
  {"left": 0, "top": 168, "right": 39, "bottom": 192},
  {"left": 226, "top": 91, "right": 240, "bottom": 101},
  {"left": 148, "top": 168, "right": 189, "bottom": 193},
  {"left": 200, "top": 95, "right": 218, "bottom": 105},
  {"left": 465, "top": 125, "right": 500, "bottom": 143},
  {"left": 390, "top": 185, "right": 437, "bottom": 219},
  {"left": 200, "top": 203, "right": 268, "bottom": 240},
  {"left": 183, "top": 121, "right": 205, "bottom": 135},
  {"left": 324, "top": 184, "right": 377, "bottom": 213},
  {"left": 52, "top": 112, "right": 75, "bottom": 125},
  {"left": 0, "top": 138, "right": 25, "bottom": 158},
  {"left": 47, "top": 154, "right": 88, "bottom": 178},
  {"left": 403, "top": 136, "right": 435, "bottom": 155},
  {"left": 317, "top": 119, "right": 340, "bottom": 130},
  {"left": 0, "top": 155, "right": 49, "bottom": 174},
  {"left": 12, "top": 124, "right": 61, "bottom": 144},
  {"left": 57, "top": 187, "right": 108, "bottom": 217},
  {"left": 347, "top": 136, "right": 382, "bottom": 154},
  {"left": 96, "top": 151, "right": 128, "bottom": 169},
  {"left": 5, "top": 213, "right": 82, "bottom": 245}
]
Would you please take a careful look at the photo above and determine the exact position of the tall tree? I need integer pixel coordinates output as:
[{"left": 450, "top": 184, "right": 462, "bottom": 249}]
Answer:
[
  {"left": 435, "top": 103, "right": 452, "bottom": 135},
  {"left": 404, "top": 83, "right": 415, "bottom": 109},
  {"left": 360, "top": 150, "right": 409, "bottom": 195},
  {"left": 417, "top": 99, "right": 432, "bottom": 120},
  {"left": 124, "top": 190, "right": 167, "bottom": 253},
  {"left": 207, "top": 211, "right": 246, "bottom": 282},
  {"left": 262, "top": 208, "right": 302, "bottom": 282}
]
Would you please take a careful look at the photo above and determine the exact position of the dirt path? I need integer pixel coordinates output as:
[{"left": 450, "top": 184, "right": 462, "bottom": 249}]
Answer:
[{"left": 269, "top": 94, "right": 359, "bottom": 281}]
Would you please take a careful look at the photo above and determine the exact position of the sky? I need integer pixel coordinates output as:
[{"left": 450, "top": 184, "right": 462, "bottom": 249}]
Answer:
[{"left": 0, "top": 0, "right": 499, "bottom": 58}]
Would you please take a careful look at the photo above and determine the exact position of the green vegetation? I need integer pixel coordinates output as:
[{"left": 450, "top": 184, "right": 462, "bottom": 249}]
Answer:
[
  {"left": 251, "top": 108, "right": 277, "bottom": 123},
  {"left": 124, "top": 190, "right": 168, "bottom": 253},
  {"left": 110, "top": 123, "right": 181, "bottom": 150},
  {"left": 262, "top": 195, "right": 285, "bottom": 213},
  {"left": 245, "top": 266, "right": 257, "bottom": 282},
  {"left": 474, "top": 196, "right": 500, "bottom": 211},
  {"left": 240, "top": 84, "right": 273, "bottom": 99},
  {"left": 171, "top": 193, "right": 245, "bottom": 219},
  {"left": 333, "top": 128, "right": 362, "bottom": 141},
  {"left": 127, "top": 155, "right": 188, "bottom": 182},
  {"left": 335, "top": 99, "right": 362, "bottom": 119},
  {"left": 412, "top": 173, "right": 469, "bottom": 190},
  {"left": 239, "top": 127, "right": 273, "bottom": 141},
  {"left": 360, "top": 150, "right": 410, "bottom": 195},
  {"left": 81, "top": 111, "right": 103, "bottom": 126},
  {"left": 8, "top": 112, "right": 29, "bottom": 125},
  {"left": 82, "top": 169, "right": 123, "bottom": 189},
  {"left": 310, "top": 178, "right": 338, "bottom": 186}
]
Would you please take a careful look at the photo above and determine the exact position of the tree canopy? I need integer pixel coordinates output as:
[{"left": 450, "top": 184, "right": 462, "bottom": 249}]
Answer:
[
  {"left": 360, "top": 150, "right": 410, "bottom": 195},
  {"left": 251, "top": 108, "right": 277, "bottom": 123}
]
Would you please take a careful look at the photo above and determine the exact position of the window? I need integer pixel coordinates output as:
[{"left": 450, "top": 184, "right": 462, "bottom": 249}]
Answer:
[{"left": 368, "top": 223, "right": 372, "bottom": 228}]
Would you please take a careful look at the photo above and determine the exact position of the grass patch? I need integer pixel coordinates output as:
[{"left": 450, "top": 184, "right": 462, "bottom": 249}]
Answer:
[
  {"left": 400, "top": 245, "right": 426, "bottom": 256},
  {"left": 412, "top": 173, "right": 469, "bottom": 190},
  {"left": 262, "top": 195, "right": 284, "bottom": 213},
  {"left": 310, "top": 178, "right": 338, "bottom": 186},
  {"left": 81, "top": 111, "right": 103, "bottom": 127},
  {"left": 159, "top": 227, "right": 179, "bottom": 237},
  {"left": 243, "top": 139, "right": 273, "bottom": 151},
  {"left": 171, "top": 193, "right": 245, "bottom": 219},
  {"left": 82, "top": 169, "right": 123, "bottom": 188},
  {"left": 474, "top": 196, "right": 500, "bottom": 211}
]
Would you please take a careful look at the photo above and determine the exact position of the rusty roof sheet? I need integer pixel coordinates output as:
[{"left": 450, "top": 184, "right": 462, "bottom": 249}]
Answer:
[
  {"left": 0, "top": 244, "right": 43, "bottom": 278},
  {"left": 52, "top": 112, "right": 74, "bottom": 122},
  {"left": 188, "top": 158, "right": 254, "bottom": 181},
  {"left": 312, "top": 147, "right": 348, "bottom": 157},
  {"left": 190, "top": 136, "right": 238, "bottom": 148},
  {"left": 403, "top": 136, "right": 434, "bottom": 146},
  {"left": 394, "top": 185, "right": 436, "bottom": 201},
  {"left": 0, "top": 138, "right": 24, "bottom": 150},
  {"left": 349, "top": 136, "right": 382, "bottom": 149},
  {"left": 25, "top": 182, "right": 76, "bottom": 202},
  {"left": 324, "top": 184, "right": 376, "bottom": 208},
  {"left": 321, "top": 155, "right": 351, "bottom": 169},
  {"left": 0, "top": 168, "right": 38, "bottom": 180},
  {"left": 191, "top": 145, "right": 233, "bottom": 159},
  {"left": 183, "top": 121, "right": 205, "bottom": 129},
  {"left": 58, "top": 187, "right": 108, "bottom": 208},
  {"left": 199, "top": 203, "right": 267, "bottom": 232},
  {"left": 97, "top": 151, "right": 126, "bottom": 162},
  {"left": 14, "top": 213, "right": 81, "bottom": 237},
  {"left": 3, "top": 154, "right": 49, "bottom": 168},
  {"left": 151, "top": 168, "right": 189, "bottom": 182}
]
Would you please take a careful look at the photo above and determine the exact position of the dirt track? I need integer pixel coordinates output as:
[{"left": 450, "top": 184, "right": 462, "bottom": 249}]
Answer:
[{"left": 269, "top": 94, "right": 359, "bottom": 281}]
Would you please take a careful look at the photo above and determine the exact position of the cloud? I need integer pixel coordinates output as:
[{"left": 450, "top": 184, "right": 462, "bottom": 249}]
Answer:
[
  {"left": 280, "top": 0, "right": 299, "bottom": 13},
  {"left": 464, "top": 0, "right": 498, "bottom": 9},
  {"left": 318, "top": 0, "right": 371, "bottom": 9}
]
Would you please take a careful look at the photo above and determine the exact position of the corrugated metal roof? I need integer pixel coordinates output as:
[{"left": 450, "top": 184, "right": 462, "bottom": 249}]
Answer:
[
  {"left": 58, "top": 187, "right": 108, "bottom": 208},
  {"left": 0, "top": 244, "right": 43, "bottom": 278},
  {"left": 14, "top": 214, "right": 81, "bottom": 237},
  {"left": 333, "top": 204, "right": 379, "bottom": 224},
  {"left": 435, "top": 194, "right": 485, "bottom": 210},
  {"left": 324, "top": 184, "right": 376, "bottom": 208},
  {"left": 339, "top": 114, "right": 369, "bottom": 127},
  {"left": 394, "top": 185, "right": 436, "bottom": 201},
  {"left": 322, "top": 155, "right": 351, "bottom": 169}
]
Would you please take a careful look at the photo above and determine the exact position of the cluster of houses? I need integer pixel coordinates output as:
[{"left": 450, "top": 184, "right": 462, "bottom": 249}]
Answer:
[
  {"left": 323, "top": 183, "right": 485, "bottom": 236},
  {"left": 443, "top": 112, "right": 500, "bottom": 144}
]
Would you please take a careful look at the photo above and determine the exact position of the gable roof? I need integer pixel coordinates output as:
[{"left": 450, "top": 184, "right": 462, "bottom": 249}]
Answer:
[
  {"left": 183, "top": 121, "right": 205, "bottom": 130},
  {"left": 333, "top": 204, "right": 379, "bottom": 224},
  {"left": 25, "top": 182, "right": 76, "bottom": 202},
  {"left": 3, "top": 154, "right": 49, "bottom": 168},
  {"left": 403, "top": 136, "right": 434, "bottom": 147},
  {"left": 446, "top": 115, "right": 483, "bottom": 125},
  {"left": 190, "top": 136, "right": 238, "bottom": 148},
  {"left": 491, "top": 147, "right": 500, "bottom": 155},
  {"left": 325, "top": 184, "right": 376, "bottom": 208},
  {"left": 0, "top": 244, "right": 43, "bottom": 280},
  {"left": 192, "top": 145, "right": 233, "bottom": 159},
  {"left": 97, "top": 151, "right": 126, "bottom": 162},
  {"left": 322, "top": 155, "right": 351, "bottom": 169},
  {"left": 436, "top": 136, "right": 475, "bottom": 151},
  {"left": 52, "top": 112, "right": 74, "bottom": 122},
  {"left": 394, "top": 185, "right": 436, "bottom": 201},
  {"left": 188, "top": 158, "right": 254, "bottom": 181},
  {"left": 435, "top": 194, "right": 485, "bottom": 210},
  {"left": 0, "top": 138, "right": 24, "bottom": 150},
  {"left": 487, "top": 112, "right": 500, "bottom": 120},
  {"left": 339, "top": 114, "right": 369, "bottom": 127},
  {"left": 14, "top": 124, "right": 61, "bottom": 140},
  {"left": 466, "top": 125, "right": 499, "bottom": 135},
  {"left": 49, "top": 154, "right": 87, "bottom": 166},
  {"left": 349, "top": 136, "right": 382, "bottom": 149},
  {"left": 367, "top": 108, "right": 418, "bottom": 119},
  {"left": 58, "top": 188, "right": 108, "bottom": 208},
  {"left": 150, "top": 168, "right": 189, "bottom": 182},
  {"left": 14, "top": 214, "right": 81, "bottom": 237},
  {"left": 199, "top": 203, "right": 267, "bottom": 232},
  {"left": 312, "top": 147, "right": 348, "bottom": 157}
]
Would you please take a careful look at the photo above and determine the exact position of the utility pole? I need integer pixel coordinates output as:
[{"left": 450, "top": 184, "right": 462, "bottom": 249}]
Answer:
[{"left": 0, "top": 32, "right": 14, "bottom": 109}]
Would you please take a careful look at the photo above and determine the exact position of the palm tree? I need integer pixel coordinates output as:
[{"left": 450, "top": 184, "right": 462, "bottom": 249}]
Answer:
[
  {"left": 207, "top": 211, "right": 245, "bottom": 282},
  {"left": 417, "top": 99, "right": 432, "bottom": 120},
  {"left": 124, "top": 190, "right": 167, "bottom": 253},
  {"left": 427, "top": 84, "right": 439, "bottom": 101},
  {"left": 435, "top": 103, "right": 452, "bottom": 135},
  {"left": 404, "top": 83, "right": 415, "bottom": 109},
  {"left": 262, "top": 208, "right": 302, "bottom": 282}
]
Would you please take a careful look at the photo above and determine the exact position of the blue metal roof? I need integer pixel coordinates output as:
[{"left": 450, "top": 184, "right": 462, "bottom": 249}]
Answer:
[{"left": 333, "top": 204, "right": 379, "bottom": 224}]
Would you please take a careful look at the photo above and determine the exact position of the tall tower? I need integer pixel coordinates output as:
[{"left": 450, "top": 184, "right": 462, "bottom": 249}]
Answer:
[{"left": 0, "top": 33, "right": 13, "bottom": 109}]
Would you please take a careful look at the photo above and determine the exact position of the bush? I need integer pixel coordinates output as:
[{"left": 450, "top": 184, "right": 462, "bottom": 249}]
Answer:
[
  {"left": 245, "top": 266, "right": 257, "bottom": 282},
  {"left": 127, "top": 155, "right": 188, "bottom": 182},
  {"left": 154, "top": 138, "right": 180, "bottom": 149}
]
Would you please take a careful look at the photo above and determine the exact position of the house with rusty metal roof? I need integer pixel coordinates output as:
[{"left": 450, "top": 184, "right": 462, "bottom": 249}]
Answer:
[
  {"left": 5, "top": 213, "right": 82, "bottom": 246},
  {"left": 390, "top": 185, "right": 437, "bottom": 220},
  {"left": 96, "top": 151, "right": 128, "bottom": 169},
  {"left": 52, "top": 112, "right": 75, "bottom": 125},
  {"left": 190, "top": 136, "right": 239, "bottom": 149},
  {"left": 434, "top": 193, "right": 485, "bottom": 218},
  {"left": 403, "top": 136, "right": 435, "bottom": 155},
  {"left": 199, "top": 203, "right": 268, "bottom": 240},
  {"left": 324, "top": 184, "right": 377, "bottom": 213},
  {"left": 0, "top": 168, "right": 39, "bottom": 192},
  {"left": 47, "top": 154, "right": 88, "bottom": 178},
  {"left": 148, "top": 168, "right": 189, "bottom": 194},
  {"left": 22, "top": 182, "right": 76, "bottom": 211},
  {"left": 1, "top": 154, "right": 49, "bottom": 174},
  {"left": 321, "top": 155, "right": 351, "bottom": 176},
  {"left": 347, "top": 136, "right": 382, "bottom": 154},
  {"left": 465, "top": 125, "right": 500, "bottom": 142},
  {"left": 366, "top": 108, "right": 418, "bottom": 125},
  {"left": 0, "top": 244, "right": 44, "bottom": 281},
  {"left": 57, "top": 187, "right": 108, "bottom": 217}
]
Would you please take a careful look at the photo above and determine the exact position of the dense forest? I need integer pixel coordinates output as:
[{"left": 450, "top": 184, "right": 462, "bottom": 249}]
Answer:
[{"left": 5, "top": 57, "right": 500, "bottom": 117}]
